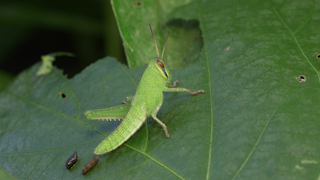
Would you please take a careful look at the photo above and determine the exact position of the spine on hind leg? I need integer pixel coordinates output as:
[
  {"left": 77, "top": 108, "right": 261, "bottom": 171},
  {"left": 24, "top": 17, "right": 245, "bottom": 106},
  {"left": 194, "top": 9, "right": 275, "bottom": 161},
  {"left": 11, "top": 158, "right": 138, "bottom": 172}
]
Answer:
[{"left": 94, "top": 106, "right": 146, "bottom": 155}]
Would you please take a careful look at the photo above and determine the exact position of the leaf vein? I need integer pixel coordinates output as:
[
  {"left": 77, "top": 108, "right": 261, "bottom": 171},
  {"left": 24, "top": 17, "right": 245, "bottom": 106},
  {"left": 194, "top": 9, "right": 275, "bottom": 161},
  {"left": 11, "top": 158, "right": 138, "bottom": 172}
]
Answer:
[
  {"left": 198, "top": 10, "right": 215, "bottom": 180},
  {"left": 293, "top": 0, "right": 315, "bottom": 34},
  {"left": 121, "top": 65, "right": 138, "bottom": 86},
  {"left": 0, "top": 136, "right": 104, "bottom": 156},
  {"left": 273, "top": 7, "right": 320, "bottom": 86},
  {"left": 125, "top": 144, "right": 186, "bottom": 180},
  {"left": 3, "top": 90, "right": 106, "bottom": 136},
  {"left": 232, "top": 108, "right": 277, "bottom": 180}
]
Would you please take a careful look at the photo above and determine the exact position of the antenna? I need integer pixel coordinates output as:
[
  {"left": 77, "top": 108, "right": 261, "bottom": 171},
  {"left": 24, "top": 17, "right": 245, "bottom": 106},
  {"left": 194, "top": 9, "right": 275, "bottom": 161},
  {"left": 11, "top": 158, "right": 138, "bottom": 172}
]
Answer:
[
  {"left": 161, "top": 31, "right": 170, "bottom": 59},
  {"left": 149, "top": 24, "right": 160, "bottom": 57}
]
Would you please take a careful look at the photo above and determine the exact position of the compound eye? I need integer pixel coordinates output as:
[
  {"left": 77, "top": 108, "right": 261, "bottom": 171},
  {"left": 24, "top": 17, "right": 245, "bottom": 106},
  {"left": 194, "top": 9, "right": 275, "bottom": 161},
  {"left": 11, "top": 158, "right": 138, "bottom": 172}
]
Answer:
[
  {"left": 156, "top": 60, "right": 168, "bottom": 78},
  {"left": 156, "top": 60, "right": 164, "bottom": 68}
]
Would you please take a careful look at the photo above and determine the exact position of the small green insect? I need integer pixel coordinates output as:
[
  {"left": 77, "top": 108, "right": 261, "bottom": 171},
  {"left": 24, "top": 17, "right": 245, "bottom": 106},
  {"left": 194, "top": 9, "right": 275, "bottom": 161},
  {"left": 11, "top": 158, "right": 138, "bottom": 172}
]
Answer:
[{"left": 84, "top": 24, "right": 205, "bottom": 155}]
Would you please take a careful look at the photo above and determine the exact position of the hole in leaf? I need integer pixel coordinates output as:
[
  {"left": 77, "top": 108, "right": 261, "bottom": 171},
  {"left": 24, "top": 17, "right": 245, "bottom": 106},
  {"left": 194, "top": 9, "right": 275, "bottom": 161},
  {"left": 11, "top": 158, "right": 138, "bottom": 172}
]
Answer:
[
  {"left": 317, "top": 54, "right": 320, "bottom": 59},
  {"left": 226, "top": 46, "right": 231, "bottom": 51},
  {"left": 134, "top": 1, "right": 141, "bottom": 6},
  {"left": 163, "top": 19, "right": 203, "bottom": 69},
  {"left": 296, "top": 75, "right": 306, "bottom": 82},
  {"left": 59, "top": 92, "right": 66, "bottom": 98}
]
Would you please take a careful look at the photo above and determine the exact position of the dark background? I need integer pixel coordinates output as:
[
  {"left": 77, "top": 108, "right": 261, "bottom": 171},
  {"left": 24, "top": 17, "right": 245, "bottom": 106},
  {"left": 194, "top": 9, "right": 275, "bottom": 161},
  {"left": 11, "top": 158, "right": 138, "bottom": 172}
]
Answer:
[{"left": 0, "top": 0, "right": 125, "bottom": 83}]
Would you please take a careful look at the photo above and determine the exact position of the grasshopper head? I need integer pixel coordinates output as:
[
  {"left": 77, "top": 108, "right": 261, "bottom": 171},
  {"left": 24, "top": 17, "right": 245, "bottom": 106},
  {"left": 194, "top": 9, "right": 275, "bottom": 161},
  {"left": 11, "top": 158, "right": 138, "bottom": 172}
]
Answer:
[
  {"left": 153, "top": 59, "right": 171, "bottom": 82},
  {"left": 148, "top": 24, "right": 172, "bottom": 83}
]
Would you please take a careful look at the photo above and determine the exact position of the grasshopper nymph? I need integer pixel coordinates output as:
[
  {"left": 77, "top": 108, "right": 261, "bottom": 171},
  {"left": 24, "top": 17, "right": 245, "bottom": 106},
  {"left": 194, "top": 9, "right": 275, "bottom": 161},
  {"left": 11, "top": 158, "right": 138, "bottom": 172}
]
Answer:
[{"left": 84, "top": 24, "right": 205, "bottom": 155}]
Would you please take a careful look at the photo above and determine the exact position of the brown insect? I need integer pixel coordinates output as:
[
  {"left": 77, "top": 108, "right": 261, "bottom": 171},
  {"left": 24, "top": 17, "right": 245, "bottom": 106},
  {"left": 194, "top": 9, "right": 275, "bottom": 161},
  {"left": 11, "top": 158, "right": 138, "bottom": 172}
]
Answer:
[
  {"left": 66, "top": 151, "right": 78, "bottom": 169},
  {"left": 82, "top": 155, "right": 99, "bottom": 175}
]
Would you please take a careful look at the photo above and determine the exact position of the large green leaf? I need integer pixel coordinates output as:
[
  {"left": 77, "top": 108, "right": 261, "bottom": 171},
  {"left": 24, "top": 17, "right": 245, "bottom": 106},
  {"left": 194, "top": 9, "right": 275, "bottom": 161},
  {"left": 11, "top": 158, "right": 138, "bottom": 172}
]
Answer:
[
  {"left": 111, "top": 0, "right": 203, "bottom": 69},
  {"left": 0, "top": 57, "right": 207, "bottom": 179},
  {"left": 1, "top": 0, "right": 320, "bottom": 179}
]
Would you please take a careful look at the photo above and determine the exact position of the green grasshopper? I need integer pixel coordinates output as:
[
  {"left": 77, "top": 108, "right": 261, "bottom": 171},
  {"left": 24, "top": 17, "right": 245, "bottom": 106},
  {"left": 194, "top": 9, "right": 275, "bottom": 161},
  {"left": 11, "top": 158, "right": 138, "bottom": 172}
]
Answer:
[{"left": 84, "top": 24, "right": 205, "bottom": 155}]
